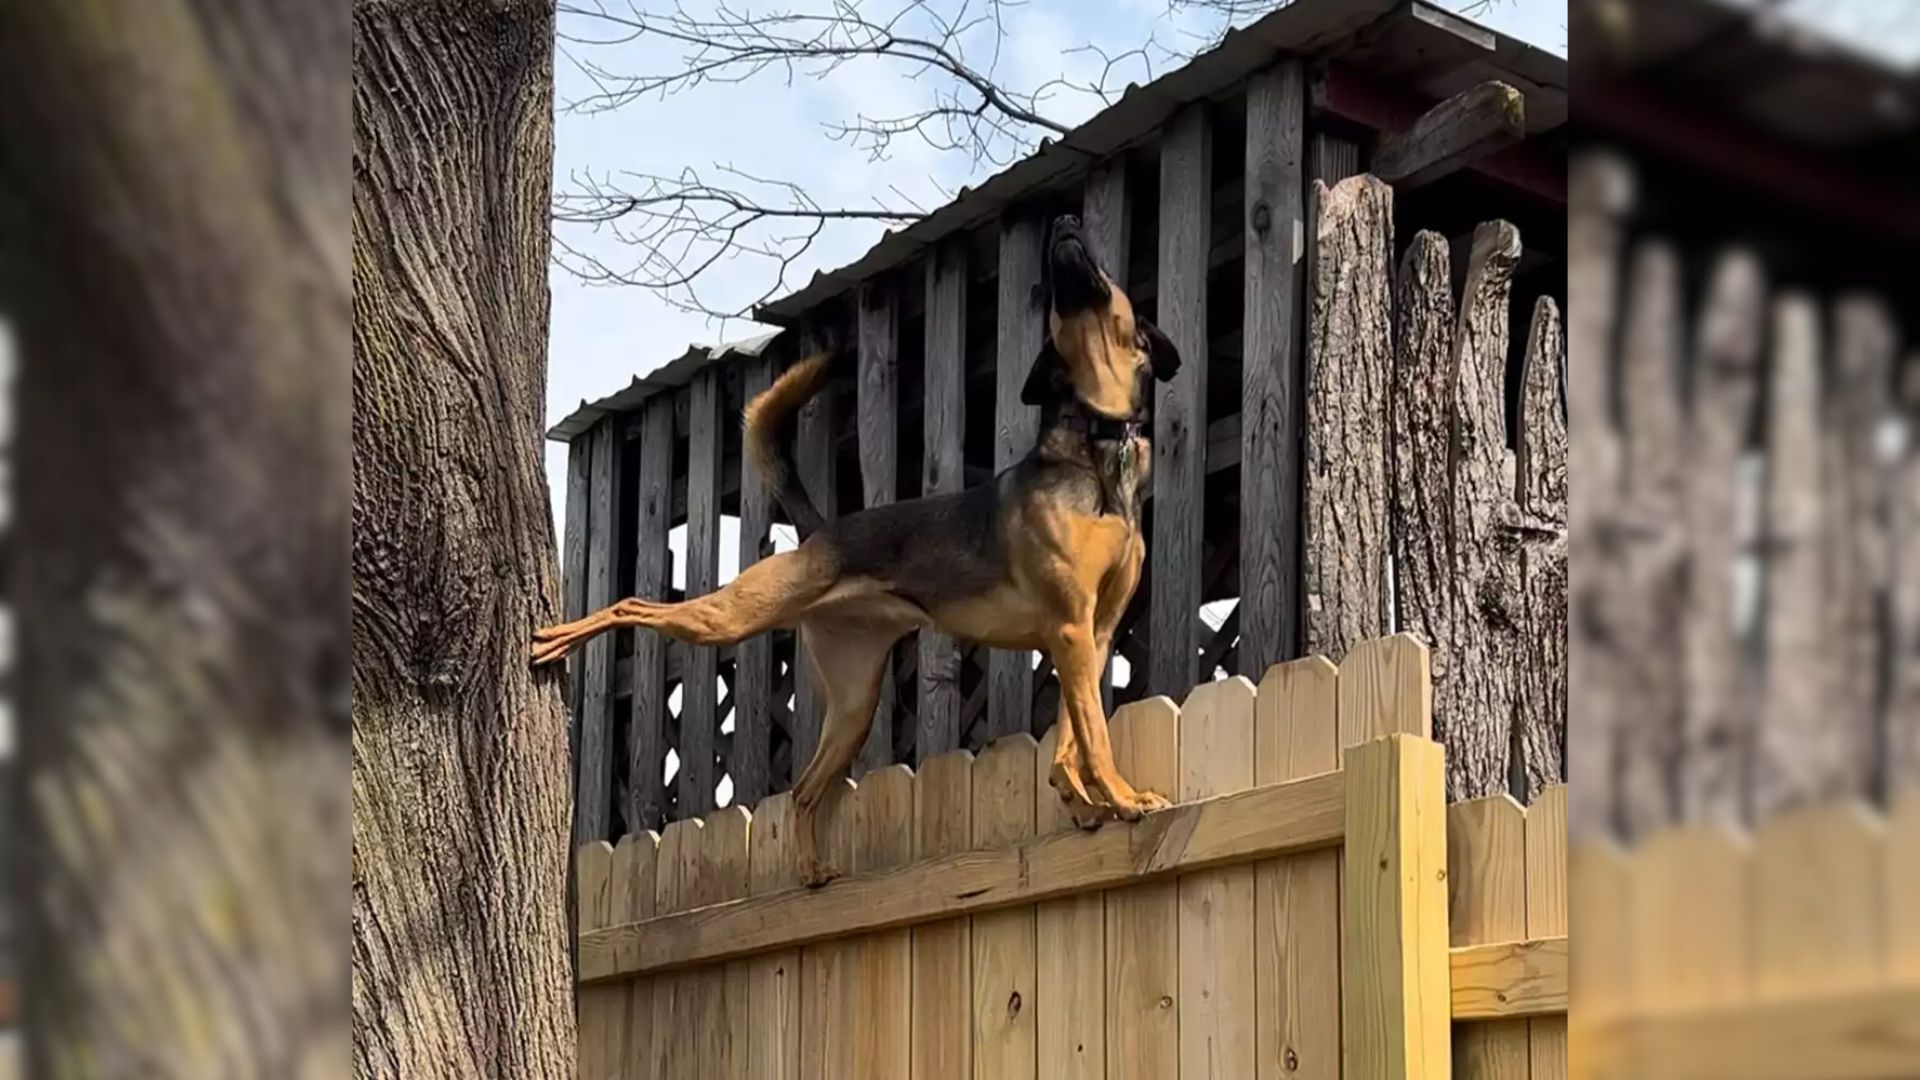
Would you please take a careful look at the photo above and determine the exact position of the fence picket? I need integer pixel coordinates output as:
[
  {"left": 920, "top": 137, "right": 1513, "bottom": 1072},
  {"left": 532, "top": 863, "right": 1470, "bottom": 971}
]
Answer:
[
  {"left": 747, "top": 794, "right": 802, "bottom": 1080},
  {"left": 1754, "top": 804, "right": 1885, "bottom": 999},
  {"left": 913, "top": 751, "right": 974, "bottom": 1080},
  {"left": 1254, "top": 657, "right": 1339, "bottom": 1080},
  {"left": 1035, "top": 724, "right": 1105, "bottom": 1080},
  {"left": 799, "top": 780, "right": 857, "bottom": 1080},
  {"left": 1178, "top": 678, "right": 1258, "bottom": 1079},
  {"left": 577, "top": 842, "right": 616, "bottom": 1080},
  {"left": 972, "top": 737, "right": 1039, "bottom": 1078},
  {"left": 1629, "top": 825, "right": 1750, "bottom": 1013},
  {"left": 1105, "top": 697, "right": 1181, "bottom": 1080},
  {"left": 1446, "top": 796, "right": 1529, "bottom": 1077},
  {"left": 1892, "top": 791, "right": 1920, "bottom": 982},
  {"left": 696, "top": 808, "right": 751, "bottom": 1077},
  {"left": 612, "top": 833, "right": 659, "bottom": 1080},
  {"left": 855, "top": 767, "right": 915, "bottom": 1076},
  {"left": 649, "top": 820, "right": 701, "bottom": 1080},
  {"left": 1524, "top": 786, "right": 1569, "bottom": 1080}
]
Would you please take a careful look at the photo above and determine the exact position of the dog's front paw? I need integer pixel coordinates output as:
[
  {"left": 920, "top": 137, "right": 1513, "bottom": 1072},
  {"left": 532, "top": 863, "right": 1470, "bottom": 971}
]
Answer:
[{"left": 1109, "top": 788, "right": 1172, "bottom": 821}]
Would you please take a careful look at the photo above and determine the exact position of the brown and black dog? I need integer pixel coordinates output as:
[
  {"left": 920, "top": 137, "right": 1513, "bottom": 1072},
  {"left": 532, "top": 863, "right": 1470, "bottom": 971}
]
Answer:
[{"left": 533, "top": 215, "right": 1181, "bottom": 886}]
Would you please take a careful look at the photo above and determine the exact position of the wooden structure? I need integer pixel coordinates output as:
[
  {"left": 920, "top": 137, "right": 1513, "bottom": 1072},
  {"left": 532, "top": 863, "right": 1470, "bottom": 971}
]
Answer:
[
  {"left": 574, "top": 633, "right": 1574, "bottom": 1079},
  {"left": 1571, "top": 0, "right": 1920, "bottom": 839},
  {"left": 551, "top": 0, "right": 1568, "bottom": 839}
]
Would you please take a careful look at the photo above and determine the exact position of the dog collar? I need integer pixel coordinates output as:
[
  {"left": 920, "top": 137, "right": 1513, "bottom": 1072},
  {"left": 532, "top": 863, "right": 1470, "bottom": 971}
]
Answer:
[{"left": 1059, "top": 410, "right": 1146, "bottom": 443}]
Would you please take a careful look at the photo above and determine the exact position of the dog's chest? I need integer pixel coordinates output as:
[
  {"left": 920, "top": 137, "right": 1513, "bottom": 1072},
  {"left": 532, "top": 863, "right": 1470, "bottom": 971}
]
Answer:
[{"left": 1090, "top": 436, "right": 1150, "bottom": 517}]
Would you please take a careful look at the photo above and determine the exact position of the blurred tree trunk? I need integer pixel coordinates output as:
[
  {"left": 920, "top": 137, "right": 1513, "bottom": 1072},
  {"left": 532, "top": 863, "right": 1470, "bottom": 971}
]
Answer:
[
  {"left": 0, "top": 1, "right": 351, "bottom": 1076},
  {"left": 351, "top": 0, "right": 576, "bottom": 1077}
]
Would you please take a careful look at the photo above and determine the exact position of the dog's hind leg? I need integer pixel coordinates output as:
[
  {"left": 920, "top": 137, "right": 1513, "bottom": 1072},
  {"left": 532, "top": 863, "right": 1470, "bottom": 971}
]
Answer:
[
  {"left": 531, "top": 543, "right": 836, "bottom": 665},
  {"left": 790, "top": 608, "right": 915, "bottom": 887}
]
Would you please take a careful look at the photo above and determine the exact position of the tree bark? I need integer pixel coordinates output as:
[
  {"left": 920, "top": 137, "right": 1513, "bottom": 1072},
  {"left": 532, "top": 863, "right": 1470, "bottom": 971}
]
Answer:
[
  {"left": 0, "top": 1, "right": 350, "bottom": 1075},
  {"left": 352, "top": 0, "right": 575, "bottom": 1077}
]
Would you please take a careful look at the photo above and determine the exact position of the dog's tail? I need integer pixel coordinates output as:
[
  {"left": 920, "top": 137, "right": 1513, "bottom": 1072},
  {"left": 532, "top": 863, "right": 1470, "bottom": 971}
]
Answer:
[{"left": 744, "top": 351, "right": 837, "bottom": 539}]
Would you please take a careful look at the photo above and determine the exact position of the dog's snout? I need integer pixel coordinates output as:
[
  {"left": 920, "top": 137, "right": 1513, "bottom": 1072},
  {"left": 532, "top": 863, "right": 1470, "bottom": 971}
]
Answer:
[{"left": 1053, "top": 214, "right": 1081, "bottom": 231}]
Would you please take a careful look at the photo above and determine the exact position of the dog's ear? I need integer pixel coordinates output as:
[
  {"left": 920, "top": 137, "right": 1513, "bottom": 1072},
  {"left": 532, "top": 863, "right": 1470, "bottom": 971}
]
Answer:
[
  {"left": 1021, "top": 337, "right": 1064, "bottom": 406},
  {"left": 1140, "top": 318, "right": 1182, "bottom": 382}
]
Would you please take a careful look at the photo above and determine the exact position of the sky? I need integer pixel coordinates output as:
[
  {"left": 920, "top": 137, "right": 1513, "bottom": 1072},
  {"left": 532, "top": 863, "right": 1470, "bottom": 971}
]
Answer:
[{"left": 543, "top": 0, "right": 1573, "bottom": 544}]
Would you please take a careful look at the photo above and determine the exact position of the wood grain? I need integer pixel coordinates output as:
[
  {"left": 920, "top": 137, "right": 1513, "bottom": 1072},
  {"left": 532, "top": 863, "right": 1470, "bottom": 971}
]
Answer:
[
  {"left": 1239, "top": 60, "right": 1307, "bottom": 679},
  {"left": 579, "top": 421, "right": 621, "bottom": 842},
  {"left": 682, "top": 369, "right": 724, "bottom": 817},
  {"left": 1105, "top": 697, "right": 1181, "bottom": 1080},
  {"left": 748, "top": 794, "right": 803, "bottom": 1080},
  {"left": 1341, "top": 734, "right": 1449, "bottom": 1080},
  {"left": 1083, "top": 161, "right": 1131, "bottom": 712},
  {"left": 921, "top": 245, "right": 967, "bottom": 757},
  {"left": 612, "top": 832, "right": 661, "bottom": 1080},
  {"left": 563, "top": 436, "right": 591, "bottom": 725},
  {"left": 1254, "top": 656, "right": 1340, "bottom": 1080},
  {"left": 972, "top": 737, "right": 1039, "bottom": 1079},
  {"left": 1035, "top": 724, "right": 1105, "bottom": 1080},
  {"left": 696, "top": 808, "right": 751, "bottom": 1077},
  {"left": 577, "top": 842, "right": 616, "bottom": 1079},
  {"left": 857, "top": 280, "right": 899, "bottom": 775},
  {"left": 631, "top": 396, "right": 675, "bottom": 832},
  {"left": 1526, "top": 785, "right": 1569, "bottom": 1079},
  {"left": 992, "top": 216, "right": 1043, "bottom": 739},
  {"left": 1178, "top": 678, "right": 1258, "bottom": 1079},
  {"left": 799, "top": 780, "right": 857, "bottom": 1080},
  {"left": 913, "top": 750, "right": 974, "bottom": 1080},
  {"left": 1449, "top": 938, "right": 1567, "bottom": 1021},
  {"left": 735, "top": 357, "right": 777, "bottom": 805},
  {"left": 1371, "top": 81, "right": 1524, "bottom": 190},
  {"left": 1150, "top": 104, "right": 1212, "bottom": 699},
  {"left": 1446, "top": 795, "right": 1529, "bottom": 1077},
  {"left": 854, "top": 767, "right": 915, "bottom": 1078},
  {"left": 649, "top": 820, "right": 702, "bottom": 1080},
  {"left": 794, "top": 346, "right": 840, "bottom": 763},
  {"left": 1516, "top": 296, "right": 1569, "bottom": 802}
]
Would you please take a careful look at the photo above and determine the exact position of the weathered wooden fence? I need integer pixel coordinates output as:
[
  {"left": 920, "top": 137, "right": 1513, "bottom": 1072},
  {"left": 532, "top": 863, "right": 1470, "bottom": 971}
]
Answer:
[
  {"left": 1571, "top": 794, "right": 1920, "bottom": 1078},
  {"left": 573, "top": 634, "right": 1571, "bottom": 1079},
  {"left": 1569, "top": 151, "right": 1920, "bottom": 840}
]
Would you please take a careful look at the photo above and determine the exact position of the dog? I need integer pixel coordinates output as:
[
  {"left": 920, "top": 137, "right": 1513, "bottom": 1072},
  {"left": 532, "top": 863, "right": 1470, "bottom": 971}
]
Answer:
[{"left": 533, "top": 215, "right": 1181, "bottom": 886}]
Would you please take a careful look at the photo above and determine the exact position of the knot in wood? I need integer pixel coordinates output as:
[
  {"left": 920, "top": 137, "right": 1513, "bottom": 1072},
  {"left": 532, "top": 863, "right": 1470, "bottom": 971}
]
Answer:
[{"left": 1251, "top": 201, "right": 1272, "bottom": 235}]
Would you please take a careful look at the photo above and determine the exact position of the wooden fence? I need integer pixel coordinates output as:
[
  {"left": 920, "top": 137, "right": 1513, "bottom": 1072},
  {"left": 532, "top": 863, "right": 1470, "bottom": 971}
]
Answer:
[
  {"left": 572, "top": 633, "right": 1571, "bottom": 1079},
  {"left": 1572, "top": 793, "right": 1920, "bottom": 1078},
  {"left": 1569, "top": 151, "right": 1920, "bottom": 839}
]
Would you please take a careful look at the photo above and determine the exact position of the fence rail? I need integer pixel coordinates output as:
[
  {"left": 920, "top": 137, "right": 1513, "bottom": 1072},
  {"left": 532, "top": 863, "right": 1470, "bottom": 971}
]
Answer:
[{"left": 573, "top": 634, "right": 1572, "bottom": 1080}]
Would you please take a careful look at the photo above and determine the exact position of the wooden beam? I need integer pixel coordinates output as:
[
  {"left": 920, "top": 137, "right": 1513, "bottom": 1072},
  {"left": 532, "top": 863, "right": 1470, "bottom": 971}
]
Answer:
[
  {"left": 1150, "top": 103, "right": 1212, "bottom": 700},
  {"left": 857, "top": 278, "right": 900, "bottom": 774},
  {"left": 1341, "top": 733, "right": 1450, "bottom": 1080},
  {"left": 629, "top": 395, "right": 674, "bottom": 832},
  {"left": 680, "top": 368, "right": 723, "bottom": 817},
  {"left": 1372, "top": 80, "right": 1524, "bottom": 191},
  {"left": 733, "top": 356, "right": 776, "bottom": 805},
  {"left": 576, "top": 419, "right": 621, "bottom": 844},
  {"left": 1083, "top": 160, "right": 1130, "bottom": 715},
  {"left": 1448, "top": 937, "right": 1568, "bottom": 1021},
  {"left": 991, "top": 211, "right": 1043, "bottom": 740},
  {"left": 1239, "top": 60, "right": 1308, "bottom": 679},
  {"left": 920, "top": 243, "right": 967, "bottom": 759},
  {"left": 578, "top": 768, "right": 1346, "bottom": 982}
]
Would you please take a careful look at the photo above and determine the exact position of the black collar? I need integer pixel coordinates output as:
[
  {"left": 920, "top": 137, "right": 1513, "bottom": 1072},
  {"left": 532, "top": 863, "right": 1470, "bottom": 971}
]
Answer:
[{"left": 1055, "top": 403, "right": 1147, "bottom": 443}]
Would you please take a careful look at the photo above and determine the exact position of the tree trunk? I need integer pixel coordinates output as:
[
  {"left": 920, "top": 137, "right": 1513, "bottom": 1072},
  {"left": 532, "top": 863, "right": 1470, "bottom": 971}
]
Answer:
[
  {"left": 0, "top": 2, "right": 350, "bottom": 1075},
  {"left": 351, "top": 0, "right": 575, "bottom": 1077}
]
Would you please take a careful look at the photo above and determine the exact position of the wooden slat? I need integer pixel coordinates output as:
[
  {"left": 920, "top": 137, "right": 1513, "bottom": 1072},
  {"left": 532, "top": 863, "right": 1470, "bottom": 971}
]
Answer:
[
  {"left": 1448, "top": 938, "right": 1568, "bottom": 1021},
  {"left": 856, "top": 280, "right": 900, "bottom": 776},
  {"left": 1083, "top": 160, "right": 1131, "bottom": 714},
  {"left": 1897, "top": 362, "right": 1920, "bottom": 792},
  {"left": 1569, "top": 842, "right": 1631, "bottom": 1032},
  {"left": 1526, "top": 785, "right": 1569, "bottom": 1079},
  {"left": 794, "top": 354, "right": 839, "bottom": 767},
  {"left": 1342, "top": 733, "right": 1450, "bottom": 1080},
  {"left": 992, "top": 214, "right": 1044, "bottom": 739},
  {"left": 1891, "top": 790, "right": 1920, "bottom": 982},
  {"left": 1680, "top": 254, "right": 1762, "bottom": 824},
  {"left": 697, "top": 808, "right": 751, "bottom": 1077},
  {"left": 798, "top": 780, "right": 857, "bottom": 1080},
  {"left": 631, "top": 396, "right": 674, "bottom": 833},
  {"left": 854, "top": 767, "right": 914, "bottom": 1077},
  {"left": 578, "top": 421, "right": 621, "bottom": 843},
  {"left": 1337, "top": 633, "right": 1432, "bottom": 751},
  {"left": 1822, "top": 297, "right": 1897, "bottom": 801},
  {"left": 1616, "top": 240, "right": 1686, "bottom": 835},
  {"left": 1628, "top": 825, "right": 1750, "bottom": 1013},
  {"left": 613, "top": 832, "right": 661, "bottom": 1077},
  {"left": 563, "top": 436, "right": 592, "bottom": 719},
  {"left": 913, "top": 750, "right": 974, "bottom": 1080},
  {"left": 682, "top": 370, "right": 724, "bottom": 817},
  {"left": 577, "top": 842, "right": 616, "bottom": 1079},
  {"left": 1254, "top": 656, "right": 1340, "bottom": 1080},
  {"left": 650, "top": 820, "right": 703, "bottom": 1080},
  {"left": 735, "top": 357, "right": 776, "bottom": 805},
  {"left": 1179, "top": 678, "right": 1258, "bottom": 1078},
  {"left": 920, "top": 245, "right": 967, "bottom": 758},
  {"left": 582, "top": 757, "right": 1344, "bottom": 982},
  {"left": 1756, "top": 293, "right": 1824, "bottom": 819},
  {"left": 1303, "top": 175, "right": 1393, "bottom": 662},
  {"left": 1589, "top": 985, "right": 1920, "bottom": 1080},
  {"left": 1149, "top": 104, "right": 1212, "bottom": 700},
  {"left": 1753, "top": 803, "right": 1885, "bottom": 999},
  {"left": 1446, "top": 795, "right": 1529, "bottom": 1076},
  {"left": 1516, "top": 295, "right": 1569, "bottom": 802},
  {"left": 748, "top": 794, "right": 803, "bottom": 1080},
  {"left": 1240, "top": 60, "right": 1308, "bottom": 679},
  {"left": 1371, "top": 80, "right": 1525, "bottom": 190},
  {"left": 1566, "top": 154, "right": 1633, "bottom": 841},
  {"left": 972, "top": 736, "right": 1038, "bottom": 1078},
  {"left": 1104, "top": 697, "right": 1181, "bottom": 1080},
  {"left": 1308, "top": 133, "right": 1361, "bottom": 183},
  {"left": 1034, "top": 723, "right": 1104, "bottom": 1080}
]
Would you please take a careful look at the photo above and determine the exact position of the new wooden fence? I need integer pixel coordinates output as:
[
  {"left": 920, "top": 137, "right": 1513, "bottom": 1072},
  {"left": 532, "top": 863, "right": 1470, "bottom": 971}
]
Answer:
[
  {"left": 573, "top": 634, "right": 1570, "bottom": 1079},
  {"left": 1572, "top": 794, "right": 1920, "bottom": 1078}
]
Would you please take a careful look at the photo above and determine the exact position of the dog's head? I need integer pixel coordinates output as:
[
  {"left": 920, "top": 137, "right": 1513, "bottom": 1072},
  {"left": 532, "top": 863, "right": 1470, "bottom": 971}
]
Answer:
[{"left": 1021, "top": 214, "right": 1182, "bottom": 417}]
